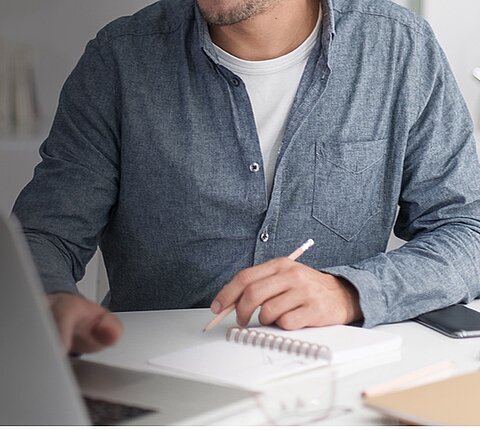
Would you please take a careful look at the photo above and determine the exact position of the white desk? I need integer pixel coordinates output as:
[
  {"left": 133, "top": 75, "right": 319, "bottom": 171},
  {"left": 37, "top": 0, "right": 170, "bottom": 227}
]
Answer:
[{"left": 84, "top": 301, "right": 480, "bottom": 425}]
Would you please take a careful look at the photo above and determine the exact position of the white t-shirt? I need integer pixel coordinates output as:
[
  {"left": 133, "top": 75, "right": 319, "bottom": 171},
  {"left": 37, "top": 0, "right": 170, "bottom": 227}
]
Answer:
[{"left": 213, "top": 14, "right": 321, "bottom": 197}]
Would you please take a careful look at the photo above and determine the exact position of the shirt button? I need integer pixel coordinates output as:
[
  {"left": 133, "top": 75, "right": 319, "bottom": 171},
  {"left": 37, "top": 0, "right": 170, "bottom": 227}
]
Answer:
[
  {"left": 249, "top": 162, "right": 260, "bottom": 173},
  {"left": 230, "top": 77, "right": 240, "bottom": 87},
  {"left": 260, "top": 232, "right": 269, "bottom": 243}
]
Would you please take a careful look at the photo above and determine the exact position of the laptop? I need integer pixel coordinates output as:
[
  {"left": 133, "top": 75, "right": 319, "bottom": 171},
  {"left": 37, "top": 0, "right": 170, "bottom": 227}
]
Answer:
[{"left": 0, "top": 213, "right": 255, "bottom": 425}]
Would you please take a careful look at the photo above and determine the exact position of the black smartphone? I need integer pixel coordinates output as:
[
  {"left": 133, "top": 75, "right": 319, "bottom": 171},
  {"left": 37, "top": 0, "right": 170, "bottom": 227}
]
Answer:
[{"left": 414, "top": 304, "right": 480, "bottom": 338}]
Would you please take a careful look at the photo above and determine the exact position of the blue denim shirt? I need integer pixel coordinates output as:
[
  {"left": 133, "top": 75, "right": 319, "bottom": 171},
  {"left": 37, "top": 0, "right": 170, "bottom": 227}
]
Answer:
[{"left": 13, "top": 0, "right": 480, "bottom": 327}]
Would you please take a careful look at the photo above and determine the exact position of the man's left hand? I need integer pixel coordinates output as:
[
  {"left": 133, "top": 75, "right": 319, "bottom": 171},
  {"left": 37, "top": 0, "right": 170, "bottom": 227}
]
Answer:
[{"left": 211, "top": 258, "right": 363, "bottom": 329}]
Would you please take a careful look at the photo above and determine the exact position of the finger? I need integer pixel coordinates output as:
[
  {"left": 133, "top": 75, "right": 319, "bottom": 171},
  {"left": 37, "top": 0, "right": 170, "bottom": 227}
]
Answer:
[
  {"left": 70, "top": 310, "right": 106, "bottom": 354},
  {"left": 91, "top": 313, "right": 123, "bottom": 346},
  {"left": 275, "top": 306, "right": 311, "bottom": 331},
  {"left": 235, "top": 274, "right": 294, "bottom": 327},
  {"left": 47, "top": 296, "right": 72, "bottom": 352},
  {"left": 48, "top": 293, "right": 92, "bottom": 353},
  {"left": 258, "top": 289, "right": 306, "bottom": 326},
  {"left": 53, "top": 309, "right": 76, "bottom": 353},
  {"left": 71, "top": 310, "right": 123, "bottom": 354},
  {"left": 212, "top": 257, "right": 293, "bottom": 313},
  {"left": 72, "top": 331, "right": 110, "bottom": 354}
]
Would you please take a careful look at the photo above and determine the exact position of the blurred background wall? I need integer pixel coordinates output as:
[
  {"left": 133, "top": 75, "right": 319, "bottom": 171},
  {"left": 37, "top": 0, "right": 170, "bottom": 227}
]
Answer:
[
  {"left": 0, "top": 0, "right": 479, "bottom": 301},
  {"left": 422, "top": 0, "right": 480, "bottom": 138}
]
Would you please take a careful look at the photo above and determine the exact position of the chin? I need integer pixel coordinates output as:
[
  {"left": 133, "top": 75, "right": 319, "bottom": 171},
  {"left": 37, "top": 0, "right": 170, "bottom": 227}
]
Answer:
[
  {"left": 196, "top": 0, "right": 266, "bottom": 26},
  {"left": 196, "top": 0, "right": 237, "bottom": 15}
]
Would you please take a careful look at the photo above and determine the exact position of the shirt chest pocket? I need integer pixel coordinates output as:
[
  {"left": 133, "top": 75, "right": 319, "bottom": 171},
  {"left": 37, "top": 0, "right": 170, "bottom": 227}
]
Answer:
[{"left": 312, "top": 138, "right": 388, "bottom": 241}]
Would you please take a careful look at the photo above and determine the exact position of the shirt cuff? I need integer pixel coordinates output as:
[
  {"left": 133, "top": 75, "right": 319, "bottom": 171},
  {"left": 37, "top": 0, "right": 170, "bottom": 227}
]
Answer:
[
  {"left": 23, "top": 232, "right": 80, "bottom": 296},
  {"left": 321, "top": 265, "right": 388, "bottom": 328}
]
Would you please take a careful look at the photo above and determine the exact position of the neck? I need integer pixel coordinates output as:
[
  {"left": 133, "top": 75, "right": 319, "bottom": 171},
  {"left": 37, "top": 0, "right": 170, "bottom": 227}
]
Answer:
[{"left": 209, "top": 0, "right": 320, "bottom": 61}]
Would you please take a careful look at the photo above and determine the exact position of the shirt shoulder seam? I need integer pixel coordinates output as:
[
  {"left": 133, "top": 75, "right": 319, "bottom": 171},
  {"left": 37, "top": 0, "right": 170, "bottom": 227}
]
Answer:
[
  {"left": 333, "top": 6, "right": 427, "bottom": 37},
  {"left": 101, "top": 25, "right": 183, "bottom": 44}
]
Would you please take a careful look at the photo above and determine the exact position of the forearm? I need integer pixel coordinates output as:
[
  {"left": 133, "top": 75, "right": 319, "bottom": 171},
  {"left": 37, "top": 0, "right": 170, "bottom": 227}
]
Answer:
[{"left": 324, "top": 222, "right": 480, "bottom": 327}]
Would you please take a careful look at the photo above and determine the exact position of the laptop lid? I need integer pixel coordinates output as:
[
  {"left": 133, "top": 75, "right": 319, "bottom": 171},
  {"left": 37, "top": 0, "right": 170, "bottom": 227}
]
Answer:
[{"left": 0, "top": 213, "right": 90, "bottom": 425}]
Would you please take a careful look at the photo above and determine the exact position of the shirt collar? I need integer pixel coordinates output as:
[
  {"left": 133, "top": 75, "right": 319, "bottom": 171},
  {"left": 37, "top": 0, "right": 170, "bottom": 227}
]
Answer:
[{"left": 194, "top": 0, "right": 336, "bottom": 64}]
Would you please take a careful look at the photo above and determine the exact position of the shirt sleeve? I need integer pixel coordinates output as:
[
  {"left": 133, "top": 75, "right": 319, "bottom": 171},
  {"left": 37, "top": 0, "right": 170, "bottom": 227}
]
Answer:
[
  {"left": 322, "top": 21, "right": 480, "bottom": 327},
  {"left": 12, "top": 30, "right": 120, "bottom": 296}
]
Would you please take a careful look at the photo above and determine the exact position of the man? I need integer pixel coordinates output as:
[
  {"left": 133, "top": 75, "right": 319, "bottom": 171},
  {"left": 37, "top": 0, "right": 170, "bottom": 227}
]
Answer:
[{"left": 13, "top": 0, "right": 480, "bottom": 354}]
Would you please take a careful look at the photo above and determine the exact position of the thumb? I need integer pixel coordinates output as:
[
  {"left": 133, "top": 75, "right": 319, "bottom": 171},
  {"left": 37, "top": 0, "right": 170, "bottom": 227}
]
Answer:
[{"left": 91, "top": 312, "right": 123, "bottom": 346}]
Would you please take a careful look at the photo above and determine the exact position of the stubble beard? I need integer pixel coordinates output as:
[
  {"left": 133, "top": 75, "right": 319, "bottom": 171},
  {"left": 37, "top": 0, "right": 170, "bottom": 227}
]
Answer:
[{"left": 197, "top": 0, "right": 280, "bottom": 26}]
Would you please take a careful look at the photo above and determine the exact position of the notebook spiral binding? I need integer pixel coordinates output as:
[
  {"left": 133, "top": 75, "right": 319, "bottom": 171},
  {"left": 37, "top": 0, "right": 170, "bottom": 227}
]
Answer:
[{"left": 226, "top": 327, "right": 331, "bottom": 361}]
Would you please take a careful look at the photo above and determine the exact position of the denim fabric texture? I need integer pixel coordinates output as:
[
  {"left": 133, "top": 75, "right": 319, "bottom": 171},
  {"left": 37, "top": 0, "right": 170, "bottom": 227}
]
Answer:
[{"left": 12, "top": 0, "right": 480, "bottom": 327}]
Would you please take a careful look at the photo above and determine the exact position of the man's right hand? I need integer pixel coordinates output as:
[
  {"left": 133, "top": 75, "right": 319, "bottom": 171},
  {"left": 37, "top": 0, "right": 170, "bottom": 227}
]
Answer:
[{"left": 47, "top": 293, "right": 123, "bottom": 355}]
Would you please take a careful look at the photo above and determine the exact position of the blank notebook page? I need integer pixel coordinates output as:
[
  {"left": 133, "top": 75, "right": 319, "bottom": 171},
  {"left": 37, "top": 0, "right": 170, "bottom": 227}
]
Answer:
[{"left": 148, "top": 325, "right": 401, "bottom": 388}]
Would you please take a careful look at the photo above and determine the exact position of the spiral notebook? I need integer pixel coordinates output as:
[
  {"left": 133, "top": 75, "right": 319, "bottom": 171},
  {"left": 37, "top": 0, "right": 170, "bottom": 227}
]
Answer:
[{"left": 149, "top": 325, "right": 401, "bottom": 388}]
